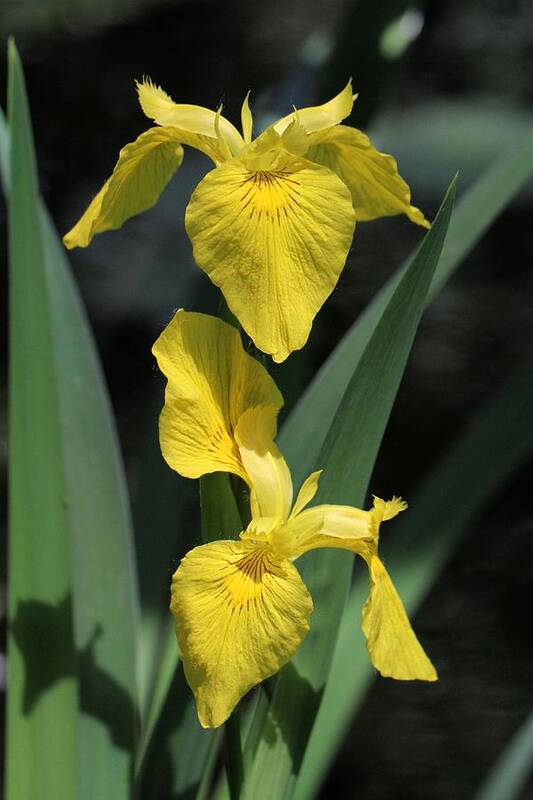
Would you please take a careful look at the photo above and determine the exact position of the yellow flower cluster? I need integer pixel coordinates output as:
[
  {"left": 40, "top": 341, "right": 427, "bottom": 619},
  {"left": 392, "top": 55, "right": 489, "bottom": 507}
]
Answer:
[
  {"left": 64, "top": 81, "right": 436, "bottom": 727},
  {"left": 153, "top": 311, "right": 436, "bottom": 728}
]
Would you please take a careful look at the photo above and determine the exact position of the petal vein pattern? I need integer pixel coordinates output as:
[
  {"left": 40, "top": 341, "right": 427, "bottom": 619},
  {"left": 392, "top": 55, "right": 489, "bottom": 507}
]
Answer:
[
  {"left": 152, "top": 311, "right": 283, "bottom": 481},
  {"left": 172, "top": 540, "right": 313, "bottom": 728},
  {"left": 307, "top": 125, "right": 430, "bottom": 227},
  {"left": 185, "top": 156, "right": 356, "bottom": 362},
  {"left": 63, "top": 127, "right": 185, "bottom": 249}
]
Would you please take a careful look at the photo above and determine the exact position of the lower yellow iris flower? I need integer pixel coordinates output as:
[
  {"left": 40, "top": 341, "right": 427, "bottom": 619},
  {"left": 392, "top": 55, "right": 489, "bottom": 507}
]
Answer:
[
  {"left": 65, "top": 79, "right": 428, "bottom": 362},
  {"left": 153, "top": 310, "right": 437, "bottom": 728}
]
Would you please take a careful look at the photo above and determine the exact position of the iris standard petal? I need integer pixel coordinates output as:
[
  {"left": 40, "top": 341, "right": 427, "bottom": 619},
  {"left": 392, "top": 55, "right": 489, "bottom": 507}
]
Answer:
[
  {"left": 290, "top": 470, "right": 323, "bottom": 519},
  {"left": 185, "top": 153, "right": 356, "bottom": 362},
  {"left": 306, "top": 125, "right": 430, "bottom": 228},
  {"left": 137, "top": 78, "right": 245, "bottom": 157},
  {"left": 241, "top": 91, "right": 253, "bottom": 144},
  {"left": 362, "top": 555, "right": 437, "bottom": 681},
  {"left": 171, "top": 539, "right": 313, "bottom": 728},
  {"left": 235, "top": 407, "right": 293, "bottom": 521},
  {"left": 152, "top": 310, "right": 283, "bottom": 480},
  {"left": 63, "top": 127, "right": 185, "bottom": 249},
  {"left": 273, "top": 80, "right": 355, "bottom": 135}
]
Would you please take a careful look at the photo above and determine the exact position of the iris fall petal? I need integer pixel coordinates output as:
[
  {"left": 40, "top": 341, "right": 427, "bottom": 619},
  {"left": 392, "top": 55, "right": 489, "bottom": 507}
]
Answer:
[
  {"left": 171, "top": 539, "right": 313, "bottom": 727},
  {"left": 185, "top": 152, "right": 356, "bottom": 362},
  {"left": 307, "top": 125, "right": 430, "bottom": 227},
  {"left": 152, "top": 310, "right": 282, "bottom": 480},
  {"left": 63, "top": 127, "right": 184, "bottom": 249}
]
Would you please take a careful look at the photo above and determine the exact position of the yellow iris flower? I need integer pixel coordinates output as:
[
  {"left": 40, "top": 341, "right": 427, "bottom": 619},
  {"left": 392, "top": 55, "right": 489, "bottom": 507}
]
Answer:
[
  {"left": 153, "top": 310, "right": 437, "bottom": 728},
  {"left": 65, "top": 79, "right": 429, "bottom": 362}
]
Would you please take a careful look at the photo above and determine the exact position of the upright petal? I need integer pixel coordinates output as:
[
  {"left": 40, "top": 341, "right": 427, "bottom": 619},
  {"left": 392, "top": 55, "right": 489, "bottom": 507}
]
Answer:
[
  {"left": 273, "top": 80, "right": 355, "bottom": 135},
  {"left": 306, "top": 125, "right": 430, "bottom": 228},
  {"left": 235, "top": 407, "right": 293, "bottom": 521},
  {"left": 362, "top": 555, "right": 437, "bottom": 681},
  {"left": 290, "top": 470, "right": 323, "bottom": 519},
  {"left": 63, "top": 127, "right": 184, "bottom": 249},
  {"left": 137, "top": 78, "right": 245, "bottom": 157},
  {"left": 185, "top": 152, "right": 356, "bottom": 362},
  {"left": 171, "top": 540, "right": 313, "bottom": 728},
  {"left": 241, "top": 91, "right": 253, "bottom": 144},
  {"left": 152, "top": 310, "right": 283, "bottom": 480}
]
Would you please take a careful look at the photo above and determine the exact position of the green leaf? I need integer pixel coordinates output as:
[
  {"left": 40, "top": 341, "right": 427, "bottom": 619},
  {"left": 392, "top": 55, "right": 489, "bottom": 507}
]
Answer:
[
  {"left": 137, "top": 668, "right": 218, "bottom": 800},
  {"left": 132, "top": 400, "right": 191, "bottom": 778},
  {"left": 200, "top": 473, "right": 244, "bottom": 543},
  {"left": 474, "top": 709, "right": 533, "bottom": 800},
  {"left": 294, "top": 355, "right": 533, "bottom": 799},
  {"left": 280, "top": 127, "right": 533, "bottom": 490},
  {"left": 236, "top": 179, "right": 456, "bottom": 799},
  {"left": 5, "top": 40, "right": 78, "bottom": 800},
  {"left": 4, "top": 41, "right": 140, "bottom": 798}
]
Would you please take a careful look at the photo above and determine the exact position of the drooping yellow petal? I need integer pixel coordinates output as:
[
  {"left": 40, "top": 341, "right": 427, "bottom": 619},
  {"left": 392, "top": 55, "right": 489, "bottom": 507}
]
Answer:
[
  {"left": 171, "top": 539, "right": 313, "bottom": 728},
  {"left": 152, "top": 310, "right": 283, "bottom": 480},
  {"left": 290, "top": 470, "right": 323, "bottom": 519},
  {"left": 362, "top": 555, "right": 437, "bottom": 681},
  {"left": 63, "top": 127, "right": 184, "bottom": 249},
  {"left": 185, "top": 152, "right": 356, "bottom": 362},
  {"left": 235, "top": 407, "right": 293, "bottom": 521},
  {"left": 241, "top": 91, "right": 253, "bottom": 144},
  {"left": 273, "top": 80, "right": 355, "bottom": 135},
  {"left": 137, "top": 77, "right": 244, "bottom": 157},
  {"left": 306, "top": 125, "right": 430, "bottom": 228}
]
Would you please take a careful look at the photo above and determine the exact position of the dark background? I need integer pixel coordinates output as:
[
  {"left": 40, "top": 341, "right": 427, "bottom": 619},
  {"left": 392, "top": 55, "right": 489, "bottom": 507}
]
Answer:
[{"left": 1, "top": 0, "right": 533, "bottom": 797}]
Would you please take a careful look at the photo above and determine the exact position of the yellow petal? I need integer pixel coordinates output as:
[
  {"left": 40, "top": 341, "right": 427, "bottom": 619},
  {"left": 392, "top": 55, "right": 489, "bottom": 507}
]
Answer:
[
  {"left": 185, "top": 153, "right": 356, "bottom": 362},
  {"left": 240, "top": 122, "right": 309, "bottom": 171},
  {"left": 171, "top": 539, "right": 313, "bottom": 727},
  {"left": 284, "top": 504, "right": 372, "bottom": 559},
  {"left": 283, "top": 495, "right": 407, "bottom": 558},
  {"left": 290, "top": 470, "right": 323, "bottom": 519},
  {"left": 152, "top": 310, "right": 283, "bottom": 480},
  {"left": 137, "top": 77, "right": 244, "bottom": 157},
  {"left": 241, "top": 91, "right": 253, "bottom": 144},
  {"left": 235, "top": 407, "right": 293, "bottom": 521},
  {"left": 63, "top": 127, "right": 184, "bottom": 250},
  {"left": 362, "top": 555, "right": 437, "bottom": 681},
  {"left": 306, "top": 125, "right": 430, "bottom": 228},
  {"left": 273, "top": 80, "right": 355, "bottom": 135}
]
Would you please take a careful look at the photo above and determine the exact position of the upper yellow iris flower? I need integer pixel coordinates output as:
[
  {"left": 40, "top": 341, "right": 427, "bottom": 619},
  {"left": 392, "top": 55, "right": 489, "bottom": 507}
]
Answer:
[
  {"left": 153, "top": 309, "right": 437, "bottom": 728},
  {"left": 65, "top": 78, "right": 429, "bottom": 362}
]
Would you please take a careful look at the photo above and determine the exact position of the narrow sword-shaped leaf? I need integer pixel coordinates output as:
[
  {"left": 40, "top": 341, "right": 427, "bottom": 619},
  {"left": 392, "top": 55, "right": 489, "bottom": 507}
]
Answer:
[
  {"left": 236, "top": 179, "right": 456, "bottom": 799},
  {"left": 280, "top": 129, "right": 533, "bottom": 490},
  {"left": 294, "top": 356, "right": 533, "bottom": 799},
  {"left": 5, "top": 41, "right": 78, "bottom": 800},
  {"left": 4, "top": 43, "right": 140, "bottom": 798}
]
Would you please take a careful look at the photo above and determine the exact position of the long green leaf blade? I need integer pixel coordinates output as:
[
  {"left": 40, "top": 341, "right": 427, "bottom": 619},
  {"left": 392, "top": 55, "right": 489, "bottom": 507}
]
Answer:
[
  {"left": 238, "top": 179, "right": 456, "bottom": 799},
  {"left": 295, "top": 355, "right": 533, "bottom": 799},
  {"left": 6, "top": 40, "right": 79, "bottom": 799},
  {"left": 280, "top": 129, "right": 533, "bottom": 489},
  {"left": 4, "top": 42, "right": 141, "bottom": 797}
]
